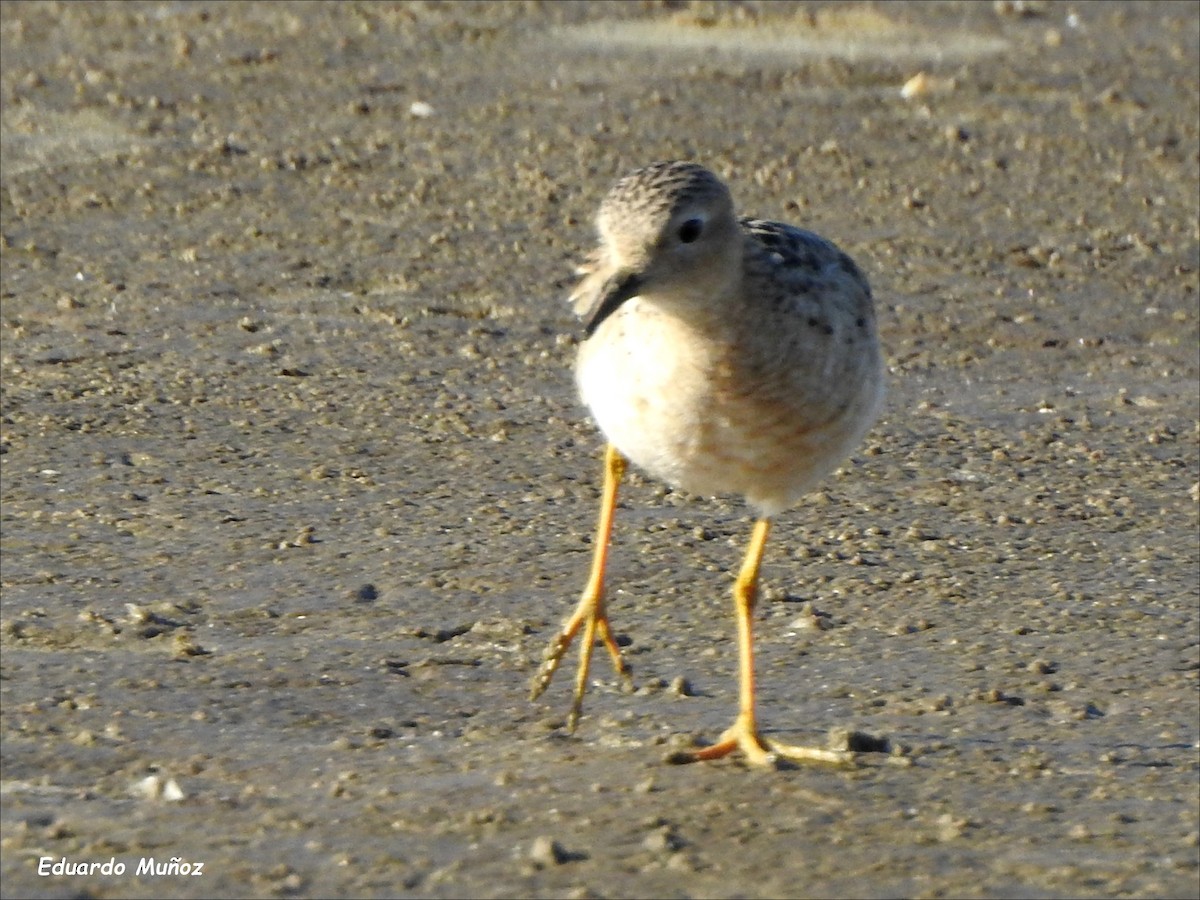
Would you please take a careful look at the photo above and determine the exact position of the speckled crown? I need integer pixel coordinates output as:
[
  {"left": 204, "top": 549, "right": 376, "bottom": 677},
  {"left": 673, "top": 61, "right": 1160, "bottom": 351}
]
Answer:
[{"left": 597, "top": 161, "right": 732, "bottom": 233}]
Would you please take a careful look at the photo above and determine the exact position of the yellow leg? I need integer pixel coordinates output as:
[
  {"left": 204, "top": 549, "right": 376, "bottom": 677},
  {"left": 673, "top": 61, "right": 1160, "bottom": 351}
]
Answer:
[
  {"left": 670, "top": 518, "right": 853, "bottom": 767},
  {"left": 530, "top": 444, "right": 633, "bottom": 731}
]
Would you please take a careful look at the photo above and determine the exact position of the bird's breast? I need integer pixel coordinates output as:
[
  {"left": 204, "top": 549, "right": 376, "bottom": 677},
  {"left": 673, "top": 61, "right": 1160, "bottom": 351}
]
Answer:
[{"left": 575, "top": 297, "right": 881, "bottom": 514}]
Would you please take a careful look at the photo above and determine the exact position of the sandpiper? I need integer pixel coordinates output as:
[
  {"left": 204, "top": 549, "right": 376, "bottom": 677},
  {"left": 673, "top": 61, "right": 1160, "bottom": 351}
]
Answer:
[{"left": 531, "top": 161, "right": 885, "bottom": 766}]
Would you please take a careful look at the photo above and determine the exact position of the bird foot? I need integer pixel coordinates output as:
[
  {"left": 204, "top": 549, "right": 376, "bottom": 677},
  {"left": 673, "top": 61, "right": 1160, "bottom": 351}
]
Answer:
[
  {"left": 528, "top": 630, "right": 572, "bottom": 703},
  {"left": 529, "top": 606, "right": 633, "bottom": 732},
  {"left": 666, "top": 717, "right": 855, "bottom": 768}
]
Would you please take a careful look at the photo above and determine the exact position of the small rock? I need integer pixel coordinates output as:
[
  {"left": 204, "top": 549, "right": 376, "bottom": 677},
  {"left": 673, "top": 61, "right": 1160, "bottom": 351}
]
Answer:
[
  {"left": 131, "top": 774, "right": 185, "bottom": 802},
  {"left": 642, "top": 827, "right": 683, "bottom": 854},
  {"left": 828, "top": 727, "right": 890, "bottom": 754},
  {"left": 668, "top": 676, "right": 693, "bottom": 697},
  {"left": 529, "top": 835, "right": 568, "bottom": 867}
]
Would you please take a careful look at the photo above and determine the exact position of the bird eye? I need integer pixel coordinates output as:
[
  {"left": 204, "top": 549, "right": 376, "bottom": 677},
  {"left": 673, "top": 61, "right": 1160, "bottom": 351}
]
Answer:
[{"left": 678, "top": 218, "right": 704, "bottom": 244}]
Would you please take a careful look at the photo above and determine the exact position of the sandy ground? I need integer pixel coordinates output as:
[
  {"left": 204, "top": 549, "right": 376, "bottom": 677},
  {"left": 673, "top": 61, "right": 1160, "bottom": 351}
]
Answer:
[{"left": 1, "top": 1, "right": 1197, "bottom": 898}]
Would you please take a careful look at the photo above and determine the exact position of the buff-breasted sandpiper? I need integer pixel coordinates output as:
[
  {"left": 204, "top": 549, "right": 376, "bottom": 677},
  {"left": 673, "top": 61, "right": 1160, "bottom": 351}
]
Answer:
[{"left": 530, "top": 160, "right": 885, "bottom": 766}]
